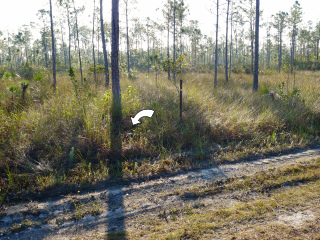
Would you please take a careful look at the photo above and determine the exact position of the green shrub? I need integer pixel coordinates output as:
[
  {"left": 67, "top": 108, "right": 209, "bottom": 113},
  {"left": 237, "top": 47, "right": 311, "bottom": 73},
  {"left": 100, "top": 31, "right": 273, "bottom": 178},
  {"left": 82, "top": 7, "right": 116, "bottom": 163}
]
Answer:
[
  {"left": 33, "top": 71, "right": 45, "bottom": 82},
  {"left": 259, "top": 85, "right": 270, "bottom": 95},
  {"left": 3, "top": 72, "right": 12, "bottom": 80},
  {"left": 245, "top": 68, "right": 251, "bottom": 74},
  {"left": 232, "top": 68, "right": 241, "bottom": 74},
  {"left": 9, "top": 85, "right": 19, "bottom": 93},
  {"left": 68, "top": 67, "right": 75, "bottom": 77},
  {"left": 260, "top": 69, "right": 276, "bottom": 75},
  {"left": 88, "top": 65, "right": 106, "bottom": 74},
  {"left": 0, "top": 67, "right": 5, "bottom": 79},
  {"left": 19, "top": 62, "right": 35, "bottom": 80}
]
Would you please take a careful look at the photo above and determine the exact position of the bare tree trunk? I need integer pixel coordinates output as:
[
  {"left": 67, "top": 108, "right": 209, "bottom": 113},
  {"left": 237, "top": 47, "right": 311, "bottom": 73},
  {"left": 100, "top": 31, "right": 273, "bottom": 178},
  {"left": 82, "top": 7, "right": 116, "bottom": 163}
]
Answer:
[
  {"left": 173, "top": 0, "right": 176, "bottom": 82},
  {"left": 214, "top": 0, "right": 219, "bottom": 89},
  {"left": 111, "top": 0, "right": 122, "bottom": 155},
  {"left": 49, "top": 0, "right": 56, "bottom": 90},
  {"left": 229, "top": 9, "right": 233, "bottom": 80},
  {"left": 92, "top": 0, "right": 97, "bottom": 84},
  {"left": 167, "top": 21, "right": 171, "bottom": 80},
  {"left": 100, "top": 0, "right": 110, "bottom": 87},
  {"left": 253, "top": 0, "right": 259, "bottom": 92},
  {"left": 225, "top": 0, "right": 230, "bottom": 82},
  {"left": 250, "top": 1, "right": 254, "bottom": 75}
]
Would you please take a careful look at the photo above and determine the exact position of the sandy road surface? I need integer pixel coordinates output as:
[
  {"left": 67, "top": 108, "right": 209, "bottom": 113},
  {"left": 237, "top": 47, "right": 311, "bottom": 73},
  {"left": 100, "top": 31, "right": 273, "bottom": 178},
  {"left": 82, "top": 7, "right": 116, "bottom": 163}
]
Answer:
[{"left": 1, "top": 148, "right": 320, "bottom": 239}]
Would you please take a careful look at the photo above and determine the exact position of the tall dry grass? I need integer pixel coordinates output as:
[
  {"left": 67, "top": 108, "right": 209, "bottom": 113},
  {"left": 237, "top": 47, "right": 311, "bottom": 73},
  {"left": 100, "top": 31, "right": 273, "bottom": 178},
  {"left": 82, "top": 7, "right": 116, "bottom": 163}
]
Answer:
[{"left": 0, "top": 70, "right": 320, "bottom": 196}]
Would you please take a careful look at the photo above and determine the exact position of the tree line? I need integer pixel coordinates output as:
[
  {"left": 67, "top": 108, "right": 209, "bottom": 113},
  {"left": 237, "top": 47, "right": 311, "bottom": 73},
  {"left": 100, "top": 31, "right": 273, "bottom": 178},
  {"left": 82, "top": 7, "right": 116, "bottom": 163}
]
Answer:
[{"left": 0, "top": 0, "right": 317, "bottom": 91}]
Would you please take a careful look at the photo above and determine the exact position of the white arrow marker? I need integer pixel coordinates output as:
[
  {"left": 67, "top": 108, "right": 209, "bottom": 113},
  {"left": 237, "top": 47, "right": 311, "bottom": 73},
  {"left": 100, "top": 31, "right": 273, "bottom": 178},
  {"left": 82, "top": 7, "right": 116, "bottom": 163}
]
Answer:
[{"left": 131, "top": 110, "right": 154, "bottom": 125}]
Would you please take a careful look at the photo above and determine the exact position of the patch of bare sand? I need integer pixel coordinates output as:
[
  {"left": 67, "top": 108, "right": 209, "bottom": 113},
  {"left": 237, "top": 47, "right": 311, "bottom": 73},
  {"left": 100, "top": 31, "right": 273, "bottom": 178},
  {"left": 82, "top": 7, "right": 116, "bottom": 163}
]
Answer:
[{"left": 277, "top": 210, "right": 317, "bottom": 228}]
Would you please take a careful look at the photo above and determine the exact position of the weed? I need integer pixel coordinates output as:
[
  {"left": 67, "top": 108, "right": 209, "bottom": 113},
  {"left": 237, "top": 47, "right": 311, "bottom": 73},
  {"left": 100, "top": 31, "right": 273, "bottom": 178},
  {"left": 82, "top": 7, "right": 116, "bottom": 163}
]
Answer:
[
  {"left": 184, "top": 205, "right": 194, "bottom": 215},
  {"left": 5, "top": 162, "right": 14, "bottom": 187},
  {"left": 71, "top": 198, "right": 102, "bottom": 221}
]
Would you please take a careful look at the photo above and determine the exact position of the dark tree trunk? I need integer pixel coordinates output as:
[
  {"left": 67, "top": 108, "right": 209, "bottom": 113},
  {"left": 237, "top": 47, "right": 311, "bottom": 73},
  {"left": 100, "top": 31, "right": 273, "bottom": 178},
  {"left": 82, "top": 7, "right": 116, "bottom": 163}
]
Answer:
[
  {"left": 250, "top": 1, "right": 254, "bottom": 75},
  {"left": 173, "top": 0, "right": 176, "bottom": 81},
  {"left": 214, "top": 0, "right": 219, "bottom": 89},
  {"left": 225, "top": 0, "right": 230, "bottom": 82},
  {"left": 253, "top": 0, "right": 259, "bottom": 92},
  {"left": 167, "top": 21, "right": 171, "bottom": 80},
  {"left": 49, "top": 0, "right": 56, "bottom": 90},
  {"left": 229, "top": 10, "right": 233, "bottom": 80},
  {"left": 100, "top": 0, "right": 110, "bottom": 87},
  {"left": 111, "top": 0, "right": 122, "bottom": 155}
]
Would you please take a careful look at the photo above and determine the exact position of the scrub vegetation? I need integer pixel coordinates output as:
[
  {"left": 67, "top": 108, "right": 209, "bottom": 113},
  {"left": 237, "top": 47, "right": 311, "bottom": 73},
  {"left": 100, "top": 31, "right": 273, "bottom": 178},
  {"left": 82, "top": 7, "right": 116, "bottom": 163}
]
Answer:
[{"left": 1, "top": 70, "right": 320, "bottom": 201}]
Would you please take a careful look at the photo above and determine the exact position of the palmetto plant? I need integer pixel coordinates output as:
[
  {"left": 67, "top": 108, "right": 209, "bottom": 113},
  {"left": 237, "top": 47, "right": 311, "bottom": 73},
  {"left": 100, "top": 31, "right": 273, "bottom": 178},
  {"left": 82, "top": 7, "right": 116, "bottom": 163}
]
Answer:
[
  {"left": 9, "top": 85, "right": 19, "bottom": 108},
  {"left": 20, "top": 80, "right": 30, "bottom": 101}
]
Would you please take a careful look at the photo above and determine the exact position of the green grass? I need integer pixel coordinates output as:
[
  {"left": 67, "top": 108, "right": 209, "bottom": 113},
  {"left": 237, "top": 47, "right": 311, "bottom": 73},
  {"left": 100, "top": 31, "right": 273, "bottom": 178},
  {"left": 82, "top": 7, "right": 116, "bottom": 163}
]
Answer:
[
  {"left": 1, "top": 70, "right": 320, "bottom": 201},
  {"left": 70, "top": 198, "right": 102, "bottom": 221}
]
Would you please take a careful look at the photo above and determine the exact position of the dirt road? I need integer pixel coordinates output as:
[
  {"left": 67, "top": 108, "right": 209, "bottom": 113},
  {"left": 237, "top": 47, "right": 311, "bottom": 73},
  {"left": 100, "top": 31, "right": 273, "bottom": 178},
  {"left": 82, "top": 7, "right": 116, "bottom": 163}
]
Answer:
[{"left": 1, "top": 148, "right": 320, "bottom": 239}]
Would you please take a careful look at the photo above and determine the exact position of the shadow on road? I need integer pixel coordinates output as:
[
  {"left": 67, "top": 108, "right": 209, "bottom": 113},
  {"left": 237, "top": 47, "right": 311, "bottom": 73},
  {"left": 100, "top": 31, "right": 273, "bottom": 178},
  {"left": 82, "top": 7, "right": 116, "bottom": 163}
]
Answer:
[{"left": 106, "top": 163, "right": 127, "bottom": 240}]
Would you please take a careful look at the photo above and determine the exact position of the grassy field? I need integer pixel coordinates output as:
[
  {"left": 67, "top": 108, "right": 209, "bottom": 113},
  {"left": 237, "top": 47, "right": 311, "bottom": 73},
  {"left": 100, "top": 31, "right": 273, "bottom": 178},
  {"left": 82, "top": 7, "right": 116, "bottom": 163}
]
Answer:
[{"left": 1, "top": 70, "right": 320, "bottom": 201}]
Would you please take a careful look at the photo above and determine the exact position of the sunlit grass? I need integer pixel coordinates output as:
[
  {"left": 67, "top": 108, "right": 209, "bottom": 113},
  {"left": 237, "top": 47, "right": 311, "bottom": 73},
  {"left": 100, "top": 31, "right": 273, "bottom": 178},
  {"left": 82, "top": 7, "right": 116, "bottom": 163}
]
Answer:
[{"left": 1, "top": 70, "right": 320, "bottom": 200}]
